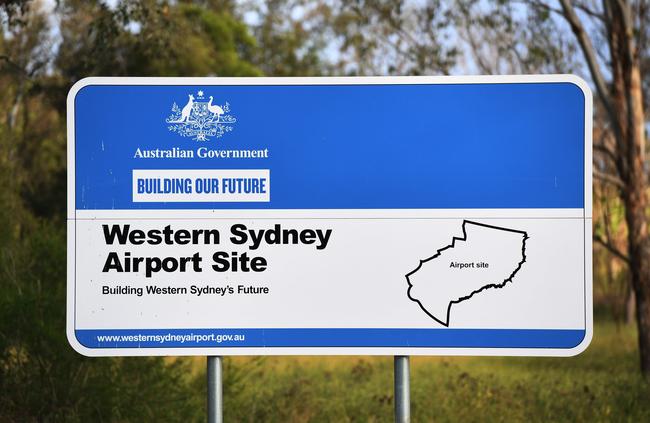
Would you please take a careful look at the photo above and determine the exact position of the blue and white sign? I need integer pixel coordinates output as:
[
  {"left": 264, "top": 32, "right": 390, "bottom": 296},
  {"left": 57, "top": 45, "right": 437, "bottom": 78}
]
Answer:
[{"left": 67, "top": 76, "right": 593, "bottom": 357}]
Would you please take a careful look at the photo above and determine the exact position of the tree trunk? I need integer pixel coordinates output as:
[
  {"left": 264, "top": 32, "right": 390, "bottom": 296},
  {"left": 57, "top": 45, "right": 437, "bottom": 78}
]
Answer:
[
  {"left": 560, "top": 0, "right": 650, "bottom": 378},
  {"left": 600, "top": 0, "right": 650, "bottom": 378},
  {"left": 627, "top": 287, "right": 636, "bottom": 325},
  {"left": 625, "top": 173, "right": 650, "bottom": 370},
  {"left": 622, "top": 61, "right": 650, "bottom": 376},
  {"left": 628, "top": 216, "right": 650, "bottom": 377}
]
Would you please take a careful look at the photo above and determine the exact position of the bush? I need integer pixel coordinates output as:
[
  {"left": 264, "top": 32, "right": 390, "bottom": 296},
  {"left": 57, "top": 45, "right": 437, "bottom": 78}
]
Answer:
[{"left": 0, "top": 219, "right": 203, "bottom": 422}]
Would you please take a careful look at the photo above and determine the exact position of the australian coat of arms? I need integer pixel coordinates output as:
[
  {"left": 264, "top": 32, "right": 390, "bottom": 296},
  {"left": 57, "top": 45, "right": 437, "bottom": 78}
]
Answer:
[{"left": 166, "top": 90, "right": 236, "bottom": 141}]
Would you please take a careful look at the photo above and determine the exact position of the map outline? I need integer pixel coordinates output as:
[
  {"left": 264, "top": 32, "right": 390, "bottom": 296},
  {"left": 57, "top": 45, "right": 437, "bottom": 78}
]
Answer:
[{"left": 406, "top": 220, "right": 529, "bottom": 327}]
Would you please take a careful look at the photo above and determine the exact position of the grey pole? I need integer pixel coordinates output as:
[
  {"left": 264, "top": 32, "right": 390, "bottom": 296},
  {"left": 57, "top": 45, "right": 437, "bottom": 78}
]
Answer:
[
  {"left": 207, "top": 356, "right": 223, "bottom": 423},
  {"left": 394, "top": 355, "right": 411, "bottom": 423}
]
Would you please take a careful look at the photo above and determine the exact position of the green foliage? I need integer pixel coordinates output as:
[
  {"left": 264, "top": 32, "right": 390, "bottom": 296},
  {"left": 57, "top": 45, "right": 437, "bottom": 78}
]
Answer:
[
  {"left": 213, "top": 322, "right": 650, "bottom": 422},
  {"left": 330, "top": 0, "right": 458, "bottom": 75},
  {"left": 170, "top": 3, "right": 261, "bottom": 77},
  {"left": 55, "top": 0, "right": 261, "bottom": 80},
  {"left": 453, "top": 0, "right": 580, "bottom": 74},
  {"left": 0, "top": 1, "right": 265, "bottom": 421},
  {"left": 0, "top": 218, "right": 204, "bottom": 422},
  {"left": 246, "top": 0, "right": 332, "bottom": 76},
  {"left": 1, "top": 0, "right": 648, "bottom": 420}
]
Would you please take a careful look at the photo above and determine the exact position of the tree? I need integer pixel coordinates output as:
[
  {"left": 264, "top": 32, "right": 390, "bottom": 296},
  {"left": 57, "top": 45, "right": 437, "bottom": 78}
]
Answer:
[
  {"left": 454, "top": 1, "right": 580, "bottom": 74},
  {"left": 330, "top": 0, "right": 458, "bottom": 75},
  {"left": 0, "top": 1, "right": 266, "bottom": 420},
  {"left": 55, "top": 0, "right": 261, "bottom": 81},
  {"left": 319, "top": 0, "right": 650, "bottom": 378},
  {"left": 459, "top": 0, "right": 650, "bottom": 377},
  {"left": 549, "top": 0, "right": 650, "bottom": 378},
  {"left": 244, "top": 0, "right": 333, "bottom": 76}
]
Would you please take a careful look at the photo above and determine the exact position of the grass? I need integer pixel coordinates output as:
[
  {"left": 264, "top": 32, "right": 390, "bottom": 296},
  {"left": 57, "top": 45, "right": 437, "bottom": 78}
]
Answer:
[{"left": 184, "top": 321, "right": 650, "bottom": 422}]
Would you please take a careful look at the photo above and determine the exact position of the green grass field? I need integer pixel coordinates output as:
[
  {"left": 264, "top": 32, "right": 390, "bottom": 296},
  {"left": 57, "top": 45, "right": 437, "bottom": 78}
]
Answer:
[{"left": 199, "top": 321, "right": 650, "bottom": 422}]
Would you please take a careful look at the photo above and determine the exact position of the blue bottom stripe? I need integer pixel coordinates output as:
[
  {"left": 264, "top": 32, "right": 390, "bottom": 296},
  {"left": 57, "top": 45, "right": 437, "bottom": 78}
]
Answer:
[{"left": 76, "top": 328, "right": 585, "bottom": 349}]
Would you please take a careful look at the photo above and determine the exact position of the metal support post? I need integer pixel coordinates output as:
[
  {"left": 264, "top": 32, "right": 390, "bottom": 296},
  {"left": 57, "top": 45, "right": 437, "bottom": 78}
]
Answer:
[
  {"left": 207, "top": 356, "right": 223, "bottom": 423},
  {"left": 394, "top": 355, "right": 411, "bottom": 423}
]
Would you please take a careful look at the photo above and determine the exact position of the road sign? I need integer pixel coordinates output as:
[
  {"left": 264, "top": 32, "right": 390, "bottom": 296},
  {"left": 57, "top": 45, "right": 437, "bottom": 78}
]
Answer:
[{"left": 67, "top": 75, "right": 592, "bottom": 357}]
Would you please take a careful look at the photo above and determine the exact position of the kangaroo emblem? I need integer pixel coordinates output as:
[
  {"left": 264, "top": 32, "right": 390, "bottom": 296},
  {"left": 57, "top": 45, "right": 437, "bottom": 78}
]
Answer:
[{"left": 170, "top": 94, "right": 194, "bottom": 123}]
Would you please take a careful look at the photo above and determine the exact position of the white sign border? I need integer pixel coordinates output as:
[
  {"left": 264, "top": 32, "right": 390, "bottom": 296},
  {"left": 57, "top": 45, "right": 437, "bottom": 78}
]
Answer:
[{"left": 66, "top": 75, "right": 593, "bottom": 357}]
